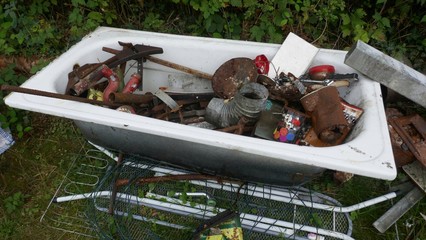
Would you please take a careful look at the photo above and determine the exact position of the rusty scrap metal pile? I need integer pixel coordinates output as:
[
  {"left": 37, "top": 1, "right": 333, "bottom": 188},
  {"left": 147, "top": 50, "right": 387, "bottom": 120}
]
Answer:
[
  {"left": 66, "top": 41, "right": 363, "bottom": 147},
  {"left": 386, "top": 108, "right": 426, "bottom": 168}
]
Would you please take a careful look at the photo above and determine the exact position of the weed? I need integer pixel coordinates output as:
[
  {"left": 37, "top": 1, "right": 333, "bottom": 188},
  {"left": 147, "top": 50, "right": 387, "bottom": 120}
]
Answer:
[
  {"left": 0, "top": 218, "right": 15, "bottom": 239},
  {"left": 0, "top": 192, "right": 28, "bottom": 239},
  {"left": 3, "top": 192, "right": 27, "bottom": 214},
  {"left": 0, "top": 65, "right": 31, "bottom": 138}
]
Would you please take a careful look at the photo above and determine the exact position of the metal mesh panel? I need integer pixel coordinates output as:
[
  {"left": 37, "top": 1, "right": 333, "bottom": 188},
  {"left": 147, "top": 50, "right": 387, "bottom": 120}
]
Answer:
[
  {"left": 40, "top": 149, "right": 115, "bottom": 238},
  {"left": 85, "top": 154, "right": 352, "bottom": 240}
]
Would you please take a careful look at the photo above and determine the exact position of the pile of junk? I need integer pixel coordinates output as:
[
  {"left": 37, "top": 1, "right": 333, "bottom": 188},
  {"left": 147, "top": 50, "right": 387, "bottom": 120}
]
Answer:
[
  {"left": 63, "top": 41, "right": 362, "bottom": 148},
  {"left": 3, "top": 27, "right": 425, "bottom": 239}
]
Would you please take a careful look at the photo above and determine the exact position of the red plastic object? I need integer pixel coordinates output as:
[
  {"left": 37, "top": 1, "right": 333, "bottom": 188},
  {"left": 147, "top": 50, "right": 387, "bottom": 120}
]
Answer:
[
  {"left": 254, "top": 54, "right": 269, "bottom": 75},
  {"left": 308, "top": 65, "right": 335, "bottom": 80},
  {"left": 122, "top": 73, "right": 141, "bottom": 94}
]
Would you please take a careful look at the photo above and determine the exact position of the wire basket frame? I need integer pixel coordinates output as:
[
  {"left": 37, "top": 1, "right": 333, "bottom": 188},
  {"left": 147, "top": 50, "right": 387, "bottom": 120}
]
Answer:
[
  {"left": 85, "top": 154, "right": 353, "bottom": 240},
  {"left": 40, "top": 148, "right": 116, "bottom": 238}
]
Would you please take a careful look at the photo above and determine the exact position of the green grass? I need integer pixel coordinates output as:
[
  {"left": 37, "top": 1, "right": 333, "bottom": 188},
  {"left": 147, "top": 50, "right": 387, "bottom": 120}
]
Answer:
[
  {"left": 0, "top": 113, "right": 425, "bottom": 239},
  {"left": 0, "top": 113, "right": 90, "bottom": 240}
]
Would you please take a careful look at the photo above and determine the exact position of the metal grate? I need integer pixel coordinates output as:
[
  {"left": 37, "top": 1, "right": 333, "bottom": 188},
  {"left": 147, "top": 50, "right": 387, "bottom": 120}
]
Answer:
[
  {"left": 84, "top": 154, "right": 353, "bottom": 240},
  {"left": 43, "top": 145, "right": 399, "bottom": 240},
  {"left": 40, "top": 149, "right": 115, "bottom": 238}
]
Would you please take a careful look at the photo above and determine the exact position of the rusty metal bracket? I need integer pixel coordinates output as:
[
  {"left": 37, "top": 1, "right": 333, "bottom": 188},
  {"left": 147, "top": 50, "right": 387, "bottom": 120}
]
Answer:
[{"left": 389, "top": 114, "right": 426, "bottom": 167}]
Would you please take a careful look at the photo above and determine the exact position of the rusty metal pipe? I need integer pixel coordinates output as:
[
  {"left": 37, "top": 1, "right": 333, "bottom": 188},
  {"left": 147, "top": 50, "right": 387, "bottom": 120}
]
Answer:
[
  {"left": 108, "top": 92, "right": 154, "bottom": 105},
  {"left": 1, "top": 84, "right": 119, "bottom": 108},
  {"left": 100, "top": 65, "right": 121, "bottom": 104}
]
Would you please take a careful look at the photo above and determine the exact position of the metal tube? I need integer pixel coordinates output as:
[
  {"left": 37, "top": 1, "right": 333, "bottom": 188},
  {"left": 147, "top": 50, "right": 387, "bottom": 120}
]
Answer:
[
  {"left": 206, "top": 82, "right": 269, "bottom": 127},
  {"left": 108, "top": 92, "right": 154, "bottom": 105},
  {"left": 373, "top": 187, "right": 425, "bottom": 233},
  {"left": 95, "top": 206, "right": 188, "bottom": 230},
  {"left": 155, "top": 171, "right": 397, "bottom": 213},
  {"left": 1, "top": 84, "right": 119, "bottom": 108}
]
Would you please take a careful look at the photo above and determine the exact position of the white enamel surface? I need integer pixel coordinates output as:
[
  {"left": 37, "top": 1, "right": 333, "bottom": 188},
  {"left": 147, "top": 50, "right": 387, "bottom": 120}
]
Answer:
[{"left": 5, "top": 27, "right": 396, "bottom": 180}]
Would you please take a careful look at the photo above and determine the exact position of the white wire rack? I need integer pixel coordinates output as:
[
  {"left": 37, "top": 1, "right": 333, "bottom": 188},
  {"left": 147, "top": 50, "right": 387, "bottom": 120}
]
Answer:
[
  {"left": 40, "top": 145, "right": 398, "bottom": 240},
  {"left": 40, "top": 148, "right": 115, "bottom": 239}
]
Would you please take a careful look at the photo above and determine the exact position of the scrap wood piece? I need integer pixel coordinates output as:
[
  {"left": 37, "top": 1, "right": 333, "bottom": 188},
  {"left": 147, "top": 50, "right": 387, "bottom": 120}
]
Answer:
[
  {"left": 389, "top": 114, "right": 426, "bottom": 167},
  {"left": 386, "top": 108, "right": 416, "bottom": 167},
  {"left": 145, "top": 55, "right": 213, "bottom": 80},
  {"left": 103, "top": 45, "right": 213, "bottom": 80},
  {"left": 403, "top": 161, "right": 426, "bottom": 193}
]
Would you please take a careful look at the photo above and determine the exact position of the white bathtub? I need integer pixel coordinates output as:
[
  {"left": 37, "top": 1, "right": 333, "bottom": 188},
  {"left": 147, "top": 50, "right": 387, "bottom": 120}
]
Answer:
[{"left": 4, "top": 27, "right": 396, "bottom": 185}]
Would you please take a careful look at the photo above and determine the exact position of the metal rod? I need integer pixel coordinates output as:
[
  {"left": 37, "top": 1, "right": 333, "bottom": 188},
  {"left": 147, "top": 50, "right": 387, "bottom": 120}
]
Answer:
[
  {"left": 1, "top": 84, "right": 119, "bottom": 108},
  {"left": 108, "top": 92, "right": 154, "bottom": 105},
  {"left": 95, "top": 205, "right": 188, "bottom": 230},
  {"left": 109, "top": 152, "right": 124, "bottom": 215},
  {"left": 153, "top": 171, "right": 397, "bottom": 213},
  {"left": 115, "top": 173, "right": 237, "bottom": 187},
  {"left": 145, "top": 56, "right": 213, "bottom": 80},
  {"left": 373, "top": 186, "right": 425, "bottom": 233}
]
